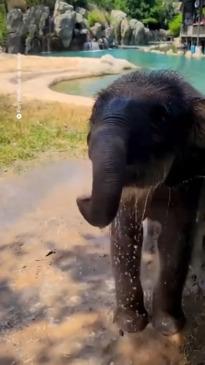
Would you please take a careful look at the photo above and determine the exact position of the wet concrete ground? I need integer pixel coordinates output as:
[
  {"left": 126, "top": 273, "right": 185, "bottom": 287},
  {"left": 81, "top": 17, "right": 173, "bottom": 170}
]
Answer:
[{"left": 0, "top": 159, "right": 204, "bottom": 365}]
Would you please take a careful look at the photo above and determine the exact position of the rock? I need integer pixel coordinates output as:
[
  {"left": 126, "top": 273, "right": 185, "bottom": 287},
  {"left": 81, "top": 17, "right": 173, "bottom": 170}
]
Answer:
[
  {"left": 75, "top": 12, "right": 88, "bottom": 32},
  {"left": 147, "top": 29, "right": 168, "bottom": 43},
  {"left": 110, "top": 10, "right": 126, "bottom": 44},
  {"left": 7, "top": 5, "right": 50, "bottom": 54},
  {"left": 7, "top": 9, "right": 24, "bottom": 53},
  {"left": 130, "top": 19, "right": 146, "bottom": 45},
  {"left": 100, "top": 54, "right": 137, "bottom": 73},
  {"left": 159, "top": 29, "right": 168, "bottom": 41},
  {"left": 53, "top": 0, "right": 73, "bottom": 16},
  {"left": 70, "top": 28, "right": 88, "bottom": 50},
  {"left": 105, "top": 26, "right": 114, "bottom": 46},
  {"left": 90, "top": 22, "right": 104, "bottom": 40},
  {"left": 23, "top": 5, "right": 50, "bottom": 54},
  {"left": 75, "top": 12, "right": 84, "bottom": 25},
  {"left": 7, "top": 8, "right": 23, "bottom": 34},
  {"left": 76, "top": 7, "right": 87, "bottom": 17},
  {"left": 83, "top": 40, "right": 99, "bottom": 50},
  {"left": 54, "top": 0, "right": 76, "bottom": 48},
  {"left": 121, "top": 17, "right": 131, "bottom": 45},
  {"left": 185, "top": 50, "right": 192, "bottom": 59}
]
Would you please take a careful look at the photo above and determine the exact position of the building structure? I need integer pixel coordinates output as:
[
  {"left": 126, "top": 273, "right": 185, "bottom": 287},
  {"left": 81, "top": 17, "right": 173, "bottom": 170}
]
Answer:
[{"left": 180, "top": 0, "right": 205, "bottom": 52}]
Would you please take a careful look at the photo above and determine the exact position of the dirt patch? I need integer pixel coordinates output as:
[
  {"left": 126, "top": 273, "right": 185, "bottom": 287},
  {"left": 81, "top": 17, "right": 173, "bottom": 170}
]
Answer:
[{"left": 0, "top": 159, "right": 204, "bottom": 364}]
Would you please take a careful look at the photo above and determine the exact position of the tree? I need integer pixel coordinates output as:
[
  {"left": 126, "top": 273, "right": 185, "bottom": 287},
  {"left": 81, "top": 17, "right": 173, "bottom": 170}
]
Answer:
[
  {"left": 145, "top": 0, "right": 176, "bottom": 29},
  {"left": 168, "top": 13, "right": 182, "bottom": 37}
]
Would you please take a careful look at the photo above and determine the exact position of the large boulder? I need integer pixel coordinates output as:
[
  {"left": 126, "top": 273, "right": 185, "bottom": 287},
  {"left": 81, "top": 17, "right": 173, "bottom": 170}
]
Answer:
[
  {"left": 110, "top": 10, "right": 126, "bottom": 44},
  {"left": 7, "top": 8, "right": 24, "bottom": 53},
  {"left": 54, "top": 0, "right": 76, "bottom": 48},
  {"left": 129, "top": 19, "right": 146, "bottom": 45},
  {"left": 105, "top": 26, "right": 114, "bottom": 46},
  {"left": 76, "top": 7, "right": 87, "bottom": 17},
  {"left": 75, "top": 11, "right": 88, "bottom": 32},
  {"left": 90, "top": 22, "right": 104, "bottom": 40},
  {"left": 23, "top": 5, "right": 50, "bottom": 53},
  {"left": 146, "top": 28, "right": 168, "bottom": 43},
  {"left": 54, "top": 0, "right": 73, "bottom": 16},
  {"left": 7, "top": 5, "right": 50, "bottom": 54},
  {"left": 121, "top": 17, "right": 131, "bottom": 45}
]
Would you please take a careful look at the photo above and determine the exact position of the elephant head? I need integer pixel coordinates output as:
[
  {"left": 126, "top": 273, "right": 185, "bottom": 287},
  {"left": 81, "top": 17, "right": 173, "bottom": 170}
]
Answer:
[{"left": 77, "top": 72, "right": 205, "bottom": 228}]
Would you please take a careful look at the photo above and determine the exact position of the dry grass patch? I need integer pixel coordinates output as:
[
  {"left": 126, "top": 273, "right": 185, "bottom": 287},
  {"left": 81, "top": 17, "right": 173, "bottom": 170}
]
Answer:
[{"left": 0, "top": 95, "right": 91, "bottom": 170}]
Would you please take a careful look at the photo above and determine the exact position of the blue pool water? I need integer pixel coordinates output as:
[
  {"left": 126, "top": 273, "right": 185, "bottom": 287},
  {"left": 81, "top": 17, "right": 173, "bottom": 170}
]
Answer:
[{"left": 51, "top": 49, "right": 205, "bottom": 97}]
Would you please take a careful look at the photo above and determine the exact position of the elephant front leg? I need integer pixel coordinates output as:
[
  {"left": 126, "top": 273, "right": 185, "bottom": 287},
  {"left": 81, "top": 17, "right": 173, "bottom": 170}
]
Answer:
[{"left": 111, "top": 198, "right": 148, "bottom": 333}]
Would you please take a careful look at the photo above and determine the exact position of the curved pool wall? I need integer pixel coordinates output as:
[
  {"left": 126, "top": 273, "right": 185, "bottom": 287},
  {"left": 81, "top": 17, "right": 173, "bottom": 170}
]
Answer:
[{"left": 50, "top": 49, "right": 205, "bottom": 96}]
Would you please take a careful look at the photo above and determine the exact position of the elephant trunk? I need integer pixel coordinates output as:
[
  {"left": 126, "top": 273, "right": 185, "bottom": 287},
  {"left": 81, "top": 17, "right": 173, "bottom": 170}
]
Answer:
[{"left": 77, "top": 125, "right": 127, "bottom": 228}]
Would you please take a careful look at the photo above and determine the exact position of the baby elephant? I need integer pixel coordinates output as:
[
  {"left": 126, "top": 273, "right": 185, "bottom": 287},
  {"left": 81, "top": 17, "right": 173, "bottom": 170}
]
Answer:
[{"left": 77, "top": 70, "right": 205, "bottom": 336}]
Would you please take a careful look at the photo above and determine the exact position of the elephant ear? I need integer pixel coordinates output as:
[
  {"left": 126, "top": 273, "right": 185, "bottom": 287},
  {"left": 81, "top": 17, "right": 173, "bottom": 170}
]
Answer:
[{"left": 191, "top": 98, "right": 205, "bottom": 148}]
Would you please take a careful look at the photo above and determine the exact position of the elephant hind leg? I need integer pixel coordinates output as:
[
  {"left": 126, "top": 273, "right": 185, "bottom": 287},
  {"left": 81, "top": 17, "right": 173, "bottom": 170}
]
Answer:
[
  {"left": 150, "top": 184, "right": 201, "bottom": 336},
  {"left": 111, "top": 194, "right": 148, "bottom": 333}
]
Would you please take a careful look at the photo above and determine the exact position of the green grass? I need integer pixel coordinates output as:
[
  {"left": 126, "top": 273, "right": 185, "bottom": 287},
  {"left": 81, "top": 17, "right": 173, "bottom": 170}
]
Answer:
[{"left": 0, "top": 95, "right": 90, "bottom": 169}]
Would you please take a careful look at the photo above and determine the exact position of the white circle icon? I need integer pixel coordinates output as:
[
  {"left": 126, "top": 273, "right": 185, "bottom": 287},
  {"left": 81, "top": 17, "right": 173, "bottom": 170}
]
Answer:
[{"left": 16, "top": 113, "right": 22, "bottom": 120}]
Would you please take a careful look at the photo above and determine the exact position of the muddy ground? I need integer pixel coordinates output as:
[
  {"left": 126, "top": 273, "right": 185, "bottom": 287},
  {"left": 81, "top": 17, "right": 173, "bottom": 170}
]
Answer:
[{"left": 0, "top": 159, "right": 204, "bottom": 365}]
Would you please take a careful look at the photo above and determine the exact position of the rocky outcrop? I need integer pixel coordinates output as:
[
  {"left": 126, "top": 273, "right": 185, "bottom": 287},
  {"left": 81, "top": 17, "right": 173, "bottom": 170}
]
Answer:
[
  {"left": 121, "top": 18, "right": 131, "bottom": 45},
  {"left": 130, "top": 19, "right": 146, "bottom": 45},
  {"left": 90, "top": 22, "right": 104, "bottom": 40},
  {"left": 7, "top": 8, "right": 24, "bottom": 53},
  {"left": 6, "top": 1, "right": 169, "bottom": 54},
  {"left": 7, "top": 5, "right": 50, "bottom": 54},
  {"left": 53, "top": 1, "right": 88, "bottom": 50},
  {"left": 54, "top": 1, "right": 76, "bottom": 48},
  {"left": 104, "top": 26, "right": 115, "bottom": 47},
  {"left": 110, "top": 10, "right": 126, "bottom": 44},
  {"left": 23, "top": 5, "right": 50, "bottom": 54}
]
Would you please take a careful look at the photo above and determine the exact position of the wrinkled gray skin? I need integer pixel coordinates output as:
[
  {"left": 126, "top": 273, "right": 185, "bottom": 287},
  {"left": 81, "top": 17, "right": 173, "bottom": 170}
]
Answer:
[{"left": 77, "top": 70, "right": 205, "bottom": 336}]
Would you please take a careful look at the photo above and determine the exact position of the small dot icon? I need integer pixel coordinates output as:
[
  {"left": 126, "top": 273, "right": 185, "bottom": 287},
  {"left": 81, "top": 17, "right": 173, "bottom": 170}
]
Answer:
[{"left": 16, "top": 113, "right": 22, "bottom": 120}]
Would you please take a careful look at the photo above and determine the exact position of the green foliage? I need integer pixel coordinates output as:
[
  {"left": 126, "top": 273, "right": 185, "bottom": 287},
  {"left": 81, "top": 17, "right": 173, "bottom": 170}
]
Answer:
[
  {"left": 2, "top": 0, "right": 179, "bottom": 32},
  {"left": 113, "top": 0, "right": 127, "bottom": 13},
  {"left": 27, "top": 0, "right": 55, "bottom": 6},
  {"left": 0, "top": 4, "right": 7, "bottom": 47},
  {"left": 125, "top": 0, "right": 155, "bottom": 21},
  {"left": 87, "top": 8, "right": 108, "bottom": 26},
  {"left": 143, "top": 17, "right": 158, "bottom": 28},
  {"left": 168, "top": 13, "right": 182, "bottom": 37},
  {"left": 27, "top": 0, "right": 87, "bottom": 8},
  {"left": 90, "top": 0, "right": 177, "bottom": 29},
  {"left": 149, "top": 0, "right": 176, "bottom": 28}
]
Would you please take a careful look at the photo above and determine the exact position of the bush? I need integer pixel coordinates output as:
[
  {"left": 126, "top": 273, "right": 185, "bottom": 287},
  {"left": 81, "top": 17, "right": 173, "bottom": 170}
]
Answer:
[
  {"left": 0, "top": 4, "right": 7, "bottom": 47},
  {"left": 168, "top": 14, "right": 182, "bottom": 37},
  {"left": 87, "top": 8, "right": 108, "bottom": 27},
  {"left": 143, "top": 17, "right": 159, "bottom": 29}
]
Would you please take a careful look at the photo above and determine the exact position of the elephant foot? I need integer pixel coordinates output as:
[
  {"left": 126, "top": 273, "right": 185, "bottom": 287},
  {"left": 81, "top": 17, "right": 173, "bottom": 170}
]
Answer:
[
  {"left": 114, "top": 307, "right": 149, "bottom": 333},
  {"left": 152, "top": 310, "right": 186, "bottom": 336}
]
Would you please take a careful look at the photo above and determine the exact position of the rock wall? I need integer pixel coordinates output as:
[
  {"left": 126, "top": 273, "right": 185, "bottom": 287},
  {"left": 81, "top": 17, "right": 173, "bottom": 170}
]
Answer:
[{"left": 6, "top": 0, "right": 168, "bottom": 54}]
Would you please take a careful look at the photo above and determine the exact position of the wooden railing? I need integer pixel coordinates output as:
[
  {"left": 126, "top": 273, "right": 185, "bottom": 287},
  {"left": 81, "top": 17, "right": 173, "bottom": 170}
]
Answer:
[{"left": 181, "top": 24, "right": 205, "bottom": 37}]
